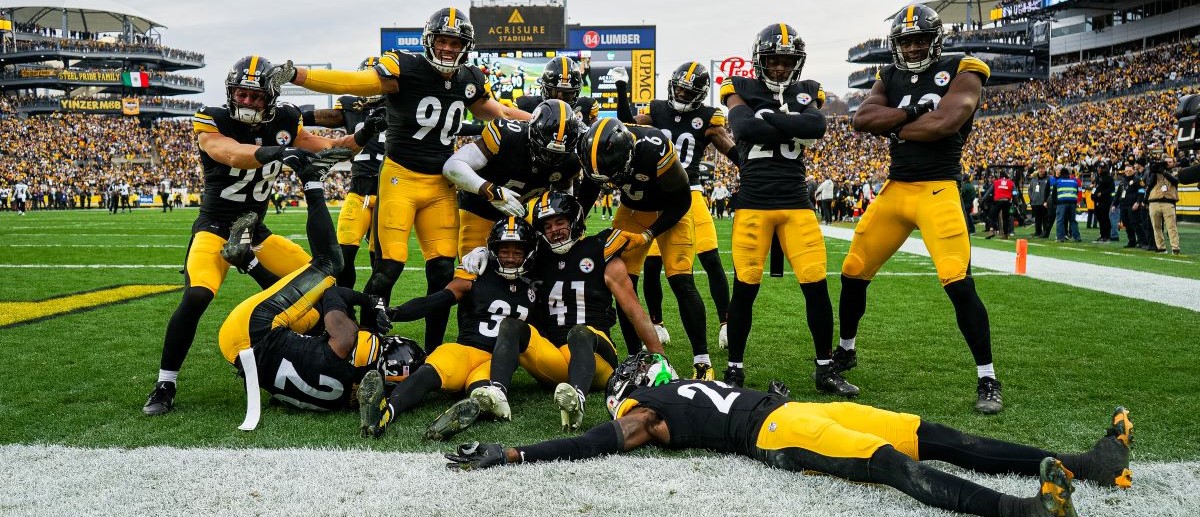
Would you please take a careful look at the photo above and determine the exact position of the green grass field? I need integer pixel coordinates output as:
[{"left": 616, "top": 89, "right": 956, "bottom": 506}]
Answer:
[{"left": 1, "top": 207, "right": 1196, "bottom": 463}]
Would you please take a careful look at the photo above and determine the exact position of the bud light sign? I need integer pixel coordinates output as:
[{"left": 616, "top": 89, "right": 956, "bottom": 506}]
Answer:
[{"left": 380, "top": 28, "right": 424, "bottom": 54}]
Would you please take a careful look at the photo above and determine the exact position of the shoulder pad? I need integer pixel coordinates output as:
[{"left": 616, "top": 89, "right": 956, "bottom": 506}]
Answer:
[
  {"left": 192, "top": 106, "right": 223, "bottom": 134},
  {"left": 708, "top": 107, "right": 726, "bottom": 127},
  {"left": 481, "top": 119, "right": 506, "bottom": 154},
  {"left": 454, "top": 266, "right": 478, "bottom": 282},
  {"left": 956, "top": 56, "right": 991, "bottom": 82},
  {"left": 719, "top": 79, "right": 738, "bottom": 105}
]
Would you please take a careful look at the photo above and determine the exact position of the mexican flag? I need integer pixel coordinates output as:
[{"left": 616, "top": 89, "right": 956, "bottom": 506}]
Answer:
[{"left": 122, "top": 71, "right": 149, "bottom": 88}]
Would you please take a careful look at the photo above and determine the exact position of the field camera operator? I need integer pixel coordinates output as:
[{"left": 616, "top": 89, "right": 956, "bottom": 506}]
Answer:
[{"left": 1144, "top": 148, "right": 1181, "bottom": 254}]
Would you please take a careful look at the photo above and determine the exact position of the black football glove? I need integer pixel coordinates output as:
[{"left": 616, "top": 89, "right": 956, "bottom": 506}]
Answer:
[
  {"left": 361, "top": 295, "right": 392, "bottom": 335},
  {"left": 767, "top": 379, "right": 791, "bottom": 400},
  {"left": 903, "top": 99, "right": 936, "bottom": 121},
  {"left": 353, "top": 113, "right": 388, "bottom": 147},
  {"left": 255, "top": 146, "right": 317, "bottom": 172},
  {"left": 445, "top": 442, "right": 507, "bottom": 471},
  {"left": 298, "top": 147, "right": 354, "bottom": 184}
]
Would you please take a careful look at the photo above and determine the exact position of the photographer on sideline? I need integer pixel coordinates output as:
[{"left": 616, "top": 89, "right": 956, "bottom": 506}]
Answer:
[{"left": 1145, "top": 153, "right": 1181, "bottom": 254}]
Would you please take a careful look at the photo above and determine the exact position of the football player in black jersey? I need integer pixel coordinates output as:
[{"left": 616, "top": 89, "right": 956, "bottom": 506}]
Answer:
[
  {"left": 448, "top": 354, "right": 1136, "bottom": 517},
  {"left": 274, "top": 7, "right": 530, "bottom": 354},
  {"left": 142, "top": 55, "right": 370, "bottom": 416},
  {"left": 719, "top": 24, "right": 855, "bottom": 398},
  {"left": 217, "top": 149, "right": 396, "bottom": 411},
  {"left": 300, "top": 56, "right": 388, "bottom": 290},
  {"left": 843, "top": 4, "right": 1002, "bottom": 414},
  {"left": 358, "top": 217, "right": 539, "bottom": 439},
  {"left": 443, "top": 98, "right": 584, "bottom": 259},
  {"left": 515, "top": 56, "right": 600, "bottom": 126},
  {"left": 461, "top": 192, "right": 669, "bottom": 434},
  {"left": 617, "top": 61, "right": 737, "bottom": 353},
  {"left": 579, "top": 118, "right": 711, "bottom": 381}
]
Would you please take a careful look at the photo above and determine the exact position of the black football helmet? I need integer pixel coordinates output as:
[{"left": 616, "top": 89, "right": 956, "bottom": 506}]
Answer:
[
  {"left": 487, "top": 217, "right": 537, "bottom": 280},
  {"left": 422, "top": 7, "right": 475, "bottom": 74},
  {"left": 1175, "top": 94, "right": 1200, "bottom": 151},
  {"left": 225, "top": 55, "right": 279, "bottom": 124},
  {"left": 667, "top": 61, "right": 710, "bottom": 112},
  {"left": 538, "top": 56, "right": 584, "bottom": 105},
  {"left": 377, "top": 335, "right": 426, "bottom": 384},
  {"left": 528, "top": 99, "right": 585, "bottom": 168},
  {"left": 751, "top": 23, "right": 806, "bottom": 93},
  {"left": 604, "top": 351, "right": 678, "bottom": 418},
  {"left": 889, "top": 4, "right": 944, "bottom": 73},
  {"left": 578, "top": 118, "right": 636, "bottom": 186},
  {"left": 531, "top": 190, "right": 585, "bottom": 254}
]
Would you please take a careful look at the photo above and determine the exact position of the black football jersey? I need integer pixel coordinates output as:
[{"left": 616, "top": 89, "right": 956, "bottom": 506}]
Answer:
[
  {"left": 376, "top": 51, "right": 488, "bottom": 173},
  {"left": 516, "top": 94, "right": 599, "bottom": 126},
  {"left": 720, "top": 77, "right": 824, "bottom": 209},
  {"left": 612, "top": 125, "right": 680, "bottom": 212},
  {"left": 647, "top": 100, "right": 726, "bottom": 186},
  {"left": 458, "top": 118, "right": 581, "bottom": 220},
  {"left": 880, "top": 55, "right": 990, "bottom": 182},
  {"left": 531, "top": 230, "right": 618, "bottom": 345},
  {"left": 455, "top": 267, "right": 537, "bottom": 352},
  {"left": 333, "top": 95, "right": 386, "bottom": 179},
  {"left": 191, "top": 104, "right": 302, "bottom": 222},
  {"left": 617, "top": 381, "right": 787, "bottom": 456}
]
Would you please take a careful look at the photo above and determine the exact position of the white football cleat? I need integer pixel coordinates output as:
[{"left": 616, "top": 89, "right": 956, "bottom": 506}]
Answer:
[
  {"left": 718, "top": 322, "right": 728, "bottom": 350},
  {"left": 470, "top": 384, "right": 511, "bottom": 421},
  {"left": 654, "top": 323, "right": 671, "bottom": 345},
  {"left": 554, "top": 382, "right": 586, "bottom": 432}
]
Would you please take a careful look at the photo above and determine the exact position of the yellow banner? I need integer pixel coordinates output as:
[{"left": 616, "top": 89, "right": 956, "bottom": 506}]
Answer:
[
  {"left": 631, "top": 50, "right": 655, "bottom": 104},
  {"left": 19, "top": 69, "right": 122, "bottom": 82},
  {"left": 122, "top": 97, "right": 141, "bottom": 116},
  {"left": 0, "top": 20, "right": 12, "bottom": 32}
]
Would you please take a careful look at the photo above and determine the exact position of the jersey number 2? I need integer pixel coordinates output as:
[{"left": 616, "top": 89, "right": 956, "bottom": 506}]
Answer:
[{"left": 676, "top": 382, "right": 740, "bottom": 414}]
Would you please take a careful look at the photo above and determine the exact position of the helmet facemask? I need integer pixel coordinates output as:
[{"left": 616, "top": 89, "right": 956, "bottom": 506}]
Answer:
[
  {"left": 604, "top": 352, "right": 678, "bottom": 418},
  {"left": 422, "top": 9, "right": 475, "bottom": 74},
  {"left": 487, "top": 218, "right": 536, "bottom": 280},
  {"left": 225, "top": 56, "right": 278, "bottom": 125},
  {"left": 890, "top": 31, "right": 942, "bottom": 73},
  {"left": 528, "top": 100, "right": 582, "bottom": 168},
  {"left": 668, "top": 80, "right": 707, "bottom": 112}
]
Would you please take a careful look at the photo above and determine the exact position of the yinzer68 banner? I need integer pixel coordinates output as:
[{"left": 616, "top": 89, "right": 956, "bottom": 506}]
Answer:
[{"left": 470, "top": 5, "right": 565, "bottom": 50}]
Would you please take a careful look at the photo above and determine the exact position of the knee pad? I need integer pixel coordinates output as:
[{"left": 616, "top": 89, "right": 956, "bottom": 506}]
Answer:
[
  {"left": 179, "top": 286, "right": 215, "bottom": 313},
  {"left": 841, "top": 250, "right": 869, "bottom": 279},
  {"left": 567, "top": 324, "right": 598, "bottom": 350},
  {"left": 667, "top": 274, "right": 700, "bottom": 297},
  {"left": 365, "top": 258, "right": 405, "bottom": 294},
  {"left": 498, "top": 317, "right": 532, "bottom": 353}
]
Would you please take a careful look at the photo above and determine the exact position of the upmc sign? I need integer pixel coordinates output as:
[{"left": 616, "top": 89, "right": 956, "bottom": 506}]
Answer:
[
  {"left": 379, "top": 28, "right": 424, "bottom": 53},
  {"left": 471, "top": 5, "right": 566, "bottom": 49},
  {"left": 568, "top": 27, "right": 656, "bottom": 50}
]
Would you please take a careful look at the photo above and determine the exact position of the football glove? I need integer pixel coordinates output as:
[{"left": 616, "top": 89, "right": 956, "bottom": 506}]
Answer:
[
  {"left": 361, "top": 295, "right": 392, "bottom": 335},
  {"left": 603, "top": 229, "right": 654, "bottom": 259},
  {"left": 480, "top": 182, "right": 526, "bottom": 218},
  {"left": 353, "top": 113, "right": 388, "bottom": 147},
  {"left": 608, "top": 66, "right": 629, "bottom": 84},
  {"left": 445, "top": 441, "right": 507, "bottom": 471},
  {"left": 903, "top": 99, "right": 936, "bottom": 121},
  {"left": 460, "top": 246, "right": 489, "bottom": 276},
  {"left": 266, "top": 60, "right": 297, "bottom": 92},
  {"left": 255, "top": 146, "right": 317, "bottom": 172},
  {"left": 299, "top": 147, "right": 355, "bottom": 183}
]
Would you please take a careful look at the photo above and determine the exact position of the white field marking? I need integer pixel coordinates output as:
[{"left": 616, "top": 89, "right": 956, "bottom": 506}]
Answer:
[
  {"left": 0, "top": 444, "right": 1193, "bottom": 517},
  {"left": 1148, "top": 256, "right": 1192, "bottom": 264},
  {"left": 820, "top": 225, "right": 1200, "bottom": 312}
]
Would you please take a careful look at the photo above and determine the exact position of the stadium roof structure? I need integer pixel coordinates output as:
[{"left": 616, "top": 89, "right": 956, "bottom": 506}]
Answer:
[
  {"left": 2, "top": 0, "right": 163, "bottom": 33},
  {"left": 887, "top": 0, "right": 991, "bottom": 26}
]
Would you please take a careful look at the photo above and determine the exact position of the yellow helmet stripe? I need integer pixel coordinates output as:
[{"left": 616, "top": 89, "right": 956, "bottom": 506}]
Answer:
[
  {"left": 448, "top": 8, "right": 457, "bottom": 28},
  {"left": 507, "top": 217, "right": 515, "bottom": 232},
  {"left": 778, "top": 24, "right": 789, "bottom": 46},
  {"left": 590, "top": 118, "right": 612, "bottom": 174},
  {"left": 556, "top": 100, "right": 568, "bottom": 143},
  {"left": 905, "top": 5, "right": 916, "bottom": 27},
  {"left": 684, "top": 61, "right": 698, "bottom": 82},
  {"left": 247, "top": 55, "right": 260, "bottom": 79},
  {"left": 560, "top": 56, "right": 568, "bottom": 74}
]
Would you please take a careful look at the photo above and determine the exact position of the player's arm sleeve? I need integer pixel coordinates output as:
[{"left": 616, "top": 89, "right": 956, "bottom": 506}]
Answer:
[
  {"left": 300, "top": 68, "right": 385, "bottom": 96},
  {"left": 760, "top": 107, "right": 826, "bottom": 139},
  {"left": 512, "top": 420, "right": 624, "bottom": 463},
  {"left": 387, "top": 289, "right": 459, "bottom": 322},
  {"left": 728, "top": 105, "right": 789, "bottom": 145},
  {"left": 614, "top": 81, "right": 637, "bottom": 124},
  {"left": 320, "top": 286, "right": 374, "bottom": 317},
  {"left": 647, "top": 159, "right": 691, "bottom": 237},
  {"left": 574, "top": 175, "right": 601, "bottom": 210},
  {"left": 443, "top": 141, "right": 491, "bottom": 193}
]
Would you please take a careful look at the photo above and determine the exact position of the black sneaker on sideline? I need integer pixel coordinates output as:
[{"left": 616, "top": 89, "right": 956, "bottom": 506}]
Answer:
[
  {"left": 975, "top": 377, "right": 1003, "bottom": 414},
  {"left": 723, "top": 366, "right": 745, "bottom": 387},
  {"left": 143, "top": 381, "right": 176, "bottom": 416},
  {"left": 814, "top": 362, "right": 859, "bottom": 398},
  {"left": 832, "top": 347, "right": 857, "bottom": 373}
]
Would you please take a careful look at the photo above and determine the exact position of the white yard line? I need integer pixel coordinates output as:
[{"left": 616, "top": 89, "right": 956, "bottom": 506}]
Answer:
[
  {"left": 820, "top": 226, "right": 1200, "bottom": 312},
  {"left": 0, "top": 445, "right": 1192, "bottom": 517}
]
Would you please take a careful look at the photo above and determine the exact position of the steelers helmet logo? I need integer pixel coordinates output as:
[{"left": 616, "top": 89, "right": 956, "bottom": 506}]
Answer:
[
  {"left": 528, "top": 287, "right": 537, "bottom": 302},
  {"left": 691, "top": 117, "right": 703, "bottom": 129},
  {"left": 934, "top": 71, "right": 951, "bottom": 86},
  {"left": 465, "top": 84, "right": 477, "bottom": 98},
  {"left": 579, "top": 258, "right": 595, "bottom": 273},
  {"left": 796, "top": 93, "right": 813, "bottom": 106},
  {"left": 634, "top": 174, "right": 649, "bottom": 181},
  {"left": 549, "top": 172, "right": 562, "bottom": 182},
  {"left": 275, "top": 131, "right": 292, "bottom": 145}
]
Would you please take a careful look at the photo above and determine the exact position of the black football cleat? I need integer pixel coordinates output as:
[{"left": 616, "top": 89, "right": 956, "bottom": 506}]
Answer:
[
  {"left": 424, "top": 398, "right": 482, "bottom": 441},
  {"left": 975, "top": 376, "right": 1003, "bottom": 414},
  {"left": 1064, "top": 406, "right": 1133, "bottom": 488},
  {"left": 814, "top": 362, "right": 860, "bottom": 398},
  {"left": 691, "top": 362, "right": 715, "bottom": 381},
  {"left": 1038, "top": 457, "right": 1079, "bottom": 517},
  {"left": 357, "top": 370, "right": 390, "bottom": 438},
  {"left": 723, "top": 366, "right": 745, "bottom": 387},
  {"left": 831, "top": 347, "right": 857, "bottom": 373},
  {"left": 221, "top": 212, "right": 258, "bottom": 272},
  {"left": 142, "top": 381, "right": 176, "bottom": 416}
]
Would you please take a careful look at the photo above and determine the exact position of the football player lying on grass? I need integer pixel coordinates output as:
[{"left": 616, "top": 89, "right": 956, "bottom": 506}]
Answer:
[{"left": 446, "top": 352, "right": 1132, "bottom": 517}]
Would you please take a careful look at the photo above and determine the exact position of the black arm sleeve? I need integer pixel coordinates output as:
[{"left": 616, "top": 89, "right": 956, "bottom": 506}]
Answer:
[
  {"left": 1178, "top": 164, "right": 1200, "bottom": 185},
  {"left": 728, "top": 105, "right": 789, "bottom": 145},
  {"left": 647, "top": 186, "right": 691, "bottom": 237},
  {"left": 302, "top": 109, "right": 317, "bottom": 127},
  {"left": 723, "top": 146, "right": 741, "bottom": 167},
  {"left": 574, "top": 178, "right": 601, "bottom": 211},
  {"left": 514, "top": 420, "right": 624, "bottom": 463},
  {"left": 614, "top": 81, "right": 636, "bottom": 124},
  {"left": 320, "top": 286, "right": 372, "bottom": 317},
  {"left": 387, "top": 289, "right": 457, "bottom": 322},
  {"left": 457, "top": 121, "right": 485, "bottom": 137},
  {"left": 761, "top": 109, "right": 827, "bottom": 139}
]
